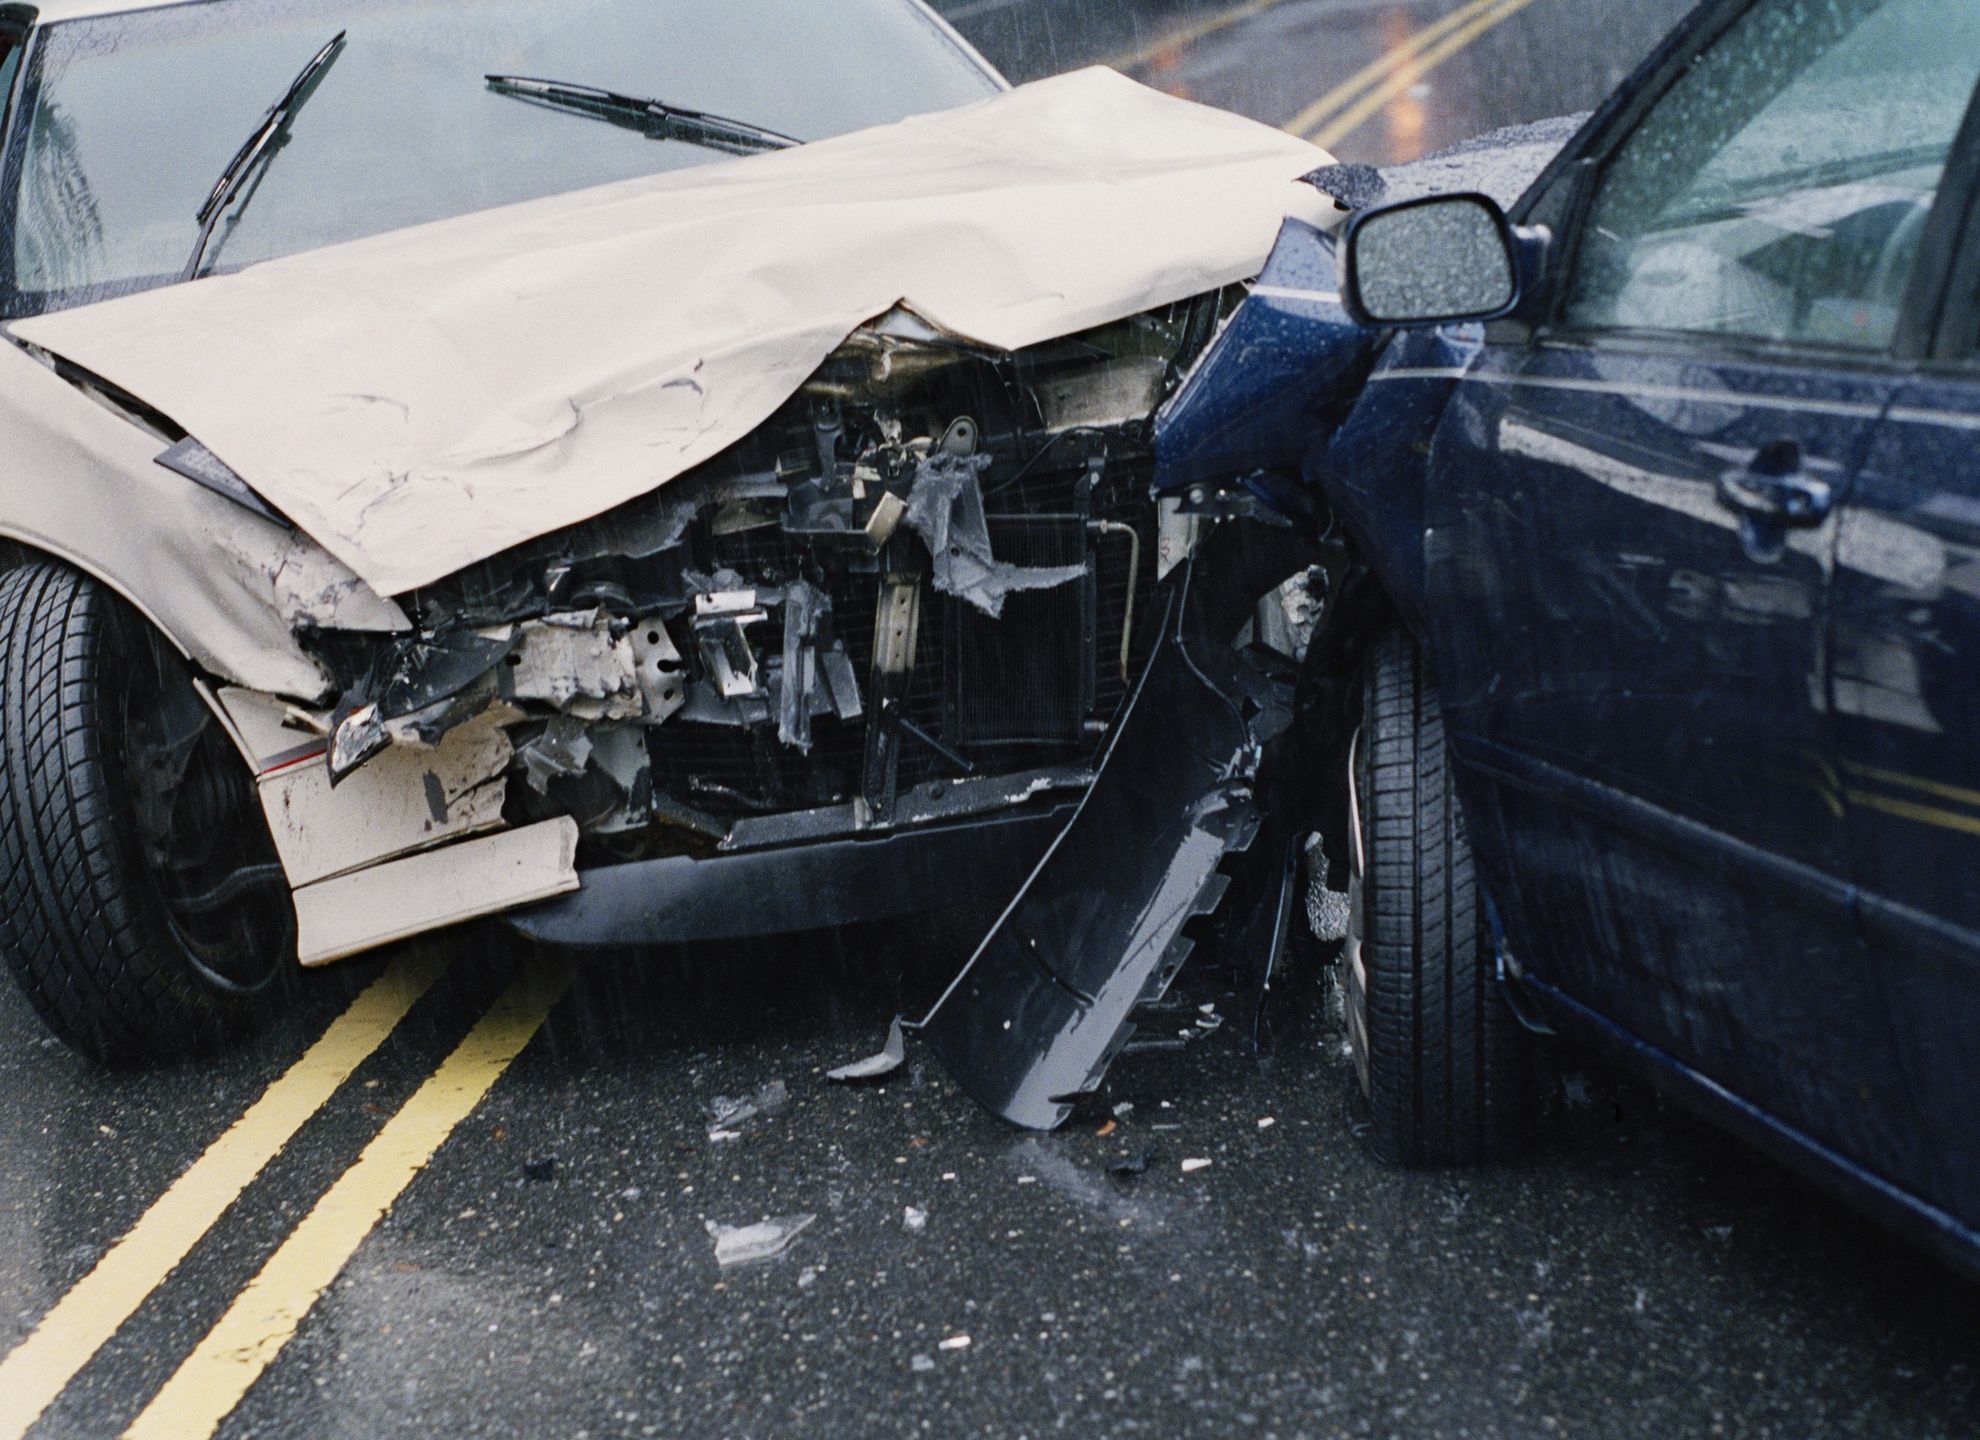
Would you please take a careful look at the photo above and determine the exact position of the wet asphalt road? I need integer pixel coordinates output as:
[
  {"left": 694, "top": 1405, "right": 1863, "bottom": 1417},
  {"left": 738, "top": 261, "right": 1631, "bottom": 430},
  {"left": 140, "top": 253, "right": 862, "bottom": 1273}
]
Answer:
[{"left": 7, "top": 2, "right": 1980, "bottom": 1438}]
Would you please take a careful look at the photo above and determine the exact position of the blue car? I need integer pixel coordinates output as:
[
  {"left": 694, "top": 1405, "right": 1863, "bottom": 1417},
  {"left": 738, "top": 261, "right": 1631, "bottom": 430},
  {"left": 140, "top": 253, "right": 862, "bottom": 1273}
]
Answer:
[{"left": 1161, "top": 0, "right": 1980, "bottom": 1278}]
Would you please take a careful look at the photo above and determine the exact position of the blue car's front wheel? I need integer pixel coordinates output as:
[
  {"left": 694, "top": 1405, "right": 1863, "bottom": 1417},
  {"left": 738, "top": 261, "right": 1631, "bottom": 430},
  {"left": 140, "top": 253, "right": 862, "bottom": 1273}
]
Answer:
[{"left": 1343, "top": 627, "right": 1528, "bottom": 1166}]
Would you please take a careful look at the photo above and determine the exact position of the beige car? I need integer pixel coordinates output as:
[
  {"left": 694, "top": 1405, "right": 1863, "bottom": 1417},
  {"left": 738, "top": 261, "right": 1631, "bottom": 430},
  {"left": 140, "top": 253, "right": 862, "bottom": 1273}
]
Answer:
[{"left": 0, "top": 0, "right": 1332, "bottom": 1076}]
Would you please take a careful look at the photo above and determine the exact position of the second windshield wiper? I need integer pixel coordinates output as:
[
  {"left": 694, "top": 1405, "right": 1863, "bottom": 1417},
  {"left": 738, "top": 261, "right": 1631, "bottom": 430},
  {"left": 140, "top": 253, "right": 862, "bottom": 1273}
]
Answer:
[
  {"left": 485, "top": 75, "right": 801, "bottom": 157},
  {"left": 182, "top": 30, "right": 347, "bottom": 283}
]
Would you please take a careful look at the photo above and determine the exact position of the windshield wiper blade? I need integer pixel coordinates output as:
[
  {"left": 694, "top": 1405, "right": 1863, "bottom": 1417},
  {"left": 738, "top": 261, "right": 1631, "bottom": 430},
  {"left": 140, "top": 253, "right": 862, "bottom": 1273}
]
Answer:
[
  {"left": 182, "top": 31, "right": 347, "bottom": 283},
  {"left": 484, "top": 75, "right": 800, "bottom": 157}
]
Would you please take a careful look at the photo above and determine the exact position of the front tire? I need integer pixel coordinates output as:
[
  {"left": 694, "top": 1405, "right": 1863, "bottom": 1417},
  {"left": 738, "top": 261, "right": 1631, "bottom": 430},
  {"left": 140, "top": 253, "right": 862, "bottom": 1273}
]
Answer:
[
  {"left": 1341, "top": 627, "right": 1526, "bottom": 1165},
  {"left": 0, "top": 562, "right": 293, "bottom": 1062}
]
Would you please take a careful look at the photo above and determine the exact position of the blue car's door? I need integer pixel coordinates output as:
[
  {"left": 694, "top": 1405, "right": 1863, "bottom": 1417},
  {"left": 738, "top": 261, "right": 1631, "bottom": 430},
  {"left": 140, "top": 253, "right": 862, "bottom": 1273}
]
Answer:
[
  {"left": 1829, "top": 152, "right": 1980, "bottom": 1227},
  {"left": 1407, "top": 0, "right": 1980, "bottom": 1198}
]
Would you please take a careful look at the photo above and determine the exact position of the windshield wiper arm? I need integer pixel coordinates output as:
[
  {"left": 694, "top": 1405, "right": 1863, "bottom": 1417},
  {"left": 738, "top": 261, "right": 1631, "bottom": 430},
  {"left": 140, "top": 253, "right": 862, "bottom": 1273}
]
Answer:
[
  {"left": 484, "top": 75, "right": 800, "bottom": 157},
  {"left": 182, "top": 31, "right": 347, "bottom": 283}
]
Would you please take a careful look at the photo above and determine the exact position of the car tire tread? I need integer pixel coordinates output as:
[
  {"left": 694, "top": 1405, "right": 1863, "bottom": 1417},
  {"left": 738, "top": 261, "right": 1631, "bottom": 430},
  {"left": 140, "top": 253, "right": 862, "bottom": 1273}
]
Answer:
[
  {"left": 0, "top": 563, "right": 256, "bottom": 1062},
  {"left": 1357, "top": 627, "right": 1525, "bottom": 1166}
]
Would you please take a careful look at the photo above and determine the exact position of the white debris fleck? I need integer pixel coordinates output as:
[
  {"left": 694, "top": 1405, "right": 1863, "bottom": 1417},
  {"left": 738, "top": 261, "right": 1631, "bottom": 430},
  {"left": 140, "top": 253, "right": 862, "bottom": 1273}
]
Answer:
[
  {"left": 1181, "top": 1158, "right": 1213, "bottom": 1174},
  {"left": 705, "top": 1213, "right": 817, "bottom": 1268},
  {"left": 938, "top": 1334, "right": 972, "bottom": 1352},
  {"left": 904, "top": 1206, "right": 928, "bottom": 1234},
  {"left": 707, "top": 1129, "right": 742, "bottom": 1144},
  {"left": 911, "top": 1354, "right": 937, "bottom": 1373},
  {"left": 1257, "top": 1117, "right": 1276, "bottom": 1130}
]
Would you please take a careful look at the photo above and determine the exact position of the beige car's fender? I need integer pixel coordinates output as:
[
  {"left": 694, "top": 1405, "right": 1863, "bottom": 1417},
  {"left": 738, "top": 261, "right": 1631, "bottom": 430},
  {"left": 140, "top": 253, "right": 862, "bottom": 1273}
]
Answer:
[{"left": 0, "top": 338, "right": 407, "bottom": 702}]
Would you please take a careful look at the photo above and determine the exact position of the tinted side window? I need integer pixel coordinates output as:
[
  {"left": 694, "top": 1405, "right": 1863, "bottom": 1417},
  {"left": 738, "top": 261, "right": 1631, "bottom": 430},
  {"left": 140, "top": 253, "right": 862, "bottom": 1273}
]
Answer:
[{"left": 1565, "top": 0, "right": 1980, "bottom": 351}]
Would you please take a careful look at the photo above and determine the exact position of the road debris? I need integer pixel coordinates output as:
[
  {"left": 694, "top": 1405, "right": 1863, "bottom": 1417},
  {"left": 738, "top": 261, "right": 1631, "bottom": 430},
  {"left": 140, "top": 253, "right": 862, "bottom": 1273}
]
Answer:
[
  {"left": 911, "top": 1354, "right": 936, "bottom": 1373},
  {"left": 706, "top": 1079, "right": 790, "bottom": 1138},
  {"left": 904, "top": 1206, "right": 928, "bottom": 1234},
  {"left": 827, "top": 1018, "right": 907, "bottom": 1083},
  {"left": 1109, "top": 1147, "right": 1157, "bottom": 1182},
  {"left": 706, "top": 1213, "right": 817, "bottom": 1268},
  {"left": 1257, "top": 1117, "right": 1276, "bottom": 1130},
  {"left": 1095, "top": 1119, "right": 1118, "bottom": 1138},
  {"left": 938, "top": 1334, "right": 972, "bottom": 1352},
  {"left": 1181, "top": 1158, "right": 1213, "bottom": 1174}
]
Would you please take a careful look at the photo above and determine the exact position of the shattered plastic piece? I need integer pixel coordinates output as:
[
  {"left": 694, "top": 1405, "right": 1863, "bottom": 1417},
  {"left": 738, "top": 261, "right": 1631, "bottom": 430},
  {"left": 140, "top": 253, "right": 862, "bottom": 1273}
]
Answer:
[
  {"left": 522, "top": 1157, "right": 557, "bottom": 1182},
  {"left": 938, "top": 1335, "right": 972, "bottom": 1352},
  {"left": 708, "top": 1129, "right": 742, "bottom": 1144},
  {"left": 706, "top": 1213, "right": 817, "bottom": 1268},
  {"left": 904, "top": 453, "right": 1086, "bottom": 618},
  {"left": 904, "top": 1206, "right": 928, "bottom": 1234},
  {"left": 1257, "top": 1117, "right": 1276, "bottom": 1130},
  {"left": 1181, "top": 1158, "right": 1213, "bottom": 1174},
  {"left": 827, "top": 1018, "right": 907, "bottom": 1083},
  {"left": 910, "top": 1354, "right": 936, "bottom": 1374},
  {"left": 798, "top": 1267, "right": 819, "bottom": 1290},
  {"left": 706, "top": 1080, "right": 790, "bottom": 1136},
  {"left": 518, "top": 715, "right": 595, "bottom": 795},
  {"left": 1095, "top": 1120, "right": 1117, "bottom": 1138},
  {"left": 1304, "top": 833, "right": 1352, "bottom": 943}
]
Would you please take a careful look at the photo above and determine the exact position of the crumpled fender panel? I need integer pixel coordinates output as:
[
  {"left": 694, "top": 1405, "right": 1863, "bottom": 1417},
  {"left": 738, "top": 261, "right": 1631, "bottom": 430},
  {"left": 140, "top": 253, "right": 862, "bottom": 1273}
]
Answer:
[
  {"left": 0, "top": 341, "right": 376, "bottom": 700},
  {"left": 1153, "top": 215, "right": 1376, "bottom": 497},
  {"left": 14, "top": 69, "right": 1337, "bottom": 598}
]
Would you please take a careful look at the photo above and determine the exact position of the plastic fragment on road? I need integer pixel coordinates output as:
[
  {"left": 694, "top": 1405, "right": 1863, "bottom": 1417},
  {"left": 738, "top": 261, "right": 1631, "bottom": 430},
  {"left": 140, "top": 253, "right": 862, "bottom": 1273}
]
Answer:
[
  {"left": 706, "top": 1213, "right": 817, "bottom": 1268},
  {"left": 1181, "top": 1158, "right": 1213, "bottom": 1174},
  {"left": 904, "top": 1206, "right": 928, "bottom": 1234},
  {"left": 826, "top": 1018, "right": 907, "bottom": 1083},
  {"left": 938, "top": 1335, "right": 972, "bottom": 1352},
  {"left": 911, "top": 1354, "right": 936, "bottom": 1373},
  {"left": 706, "top": 1079, "right": 790, "bottom": 1137}
]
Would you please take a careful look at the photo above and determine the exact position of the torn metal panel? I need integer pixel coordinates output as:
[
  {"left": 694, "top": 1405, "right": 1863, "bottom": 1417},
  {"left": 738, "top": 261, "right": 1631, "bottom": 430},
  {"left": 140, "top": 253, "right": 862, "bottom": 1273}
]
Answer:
[
  {"left": 259, "top": 708, "right": 514, "bottom": 888},
  {"left": 293, "top": 817, "right": 579, "bottom": 967},
  {"left": 904, "top": 453, "right": 1087, "bottom": 618},
  {"left": 12, "top": 69, "right": 1335, "bottom": 597},
  {"left": 504, "top": 612, "right": 644, "bottom": 720}
]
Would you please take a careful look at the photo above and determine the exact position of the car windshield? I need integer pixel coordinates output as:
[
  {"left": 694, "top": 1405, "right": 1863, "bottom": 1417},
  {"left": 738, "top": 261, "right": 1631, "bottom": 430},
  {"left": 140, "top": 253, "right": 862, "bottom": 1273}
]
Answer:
[{"left": 0, "top": 0, "right": 997, "bottom": 318}]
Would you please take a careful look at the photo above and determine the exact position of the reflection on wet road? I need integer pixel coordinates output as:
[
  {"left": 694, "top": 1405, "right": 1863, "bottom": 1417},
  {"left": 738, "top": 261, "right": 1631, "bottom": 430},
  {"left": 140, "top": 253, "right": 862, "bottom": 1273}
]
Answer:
[{"left": 4, "top": 2, "right": 1979, "bottom": 1438}]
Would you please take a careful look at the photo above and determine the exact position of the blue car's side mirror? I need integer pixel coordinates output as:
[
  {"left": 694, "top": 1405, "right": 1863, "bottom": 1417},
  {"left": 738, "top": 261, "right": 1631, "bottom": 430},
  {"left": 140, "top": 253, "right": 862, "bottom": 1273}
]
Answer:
[{"left": 1341, "top": 192, "right": 1538, "bottom": 328}]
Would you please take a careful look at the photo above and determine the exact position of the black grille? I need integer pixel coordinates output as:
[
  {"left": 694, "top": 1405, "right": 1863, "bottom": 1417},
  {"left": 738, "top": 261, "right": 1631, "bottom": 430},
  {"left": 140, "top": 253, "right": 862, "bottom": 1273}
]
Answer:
[
  {"left": 945, "top": 516, "right": 1091, "bottom": 747},
  {"left": 645, "top": 457, "right": 1158, "bottom": 816}
]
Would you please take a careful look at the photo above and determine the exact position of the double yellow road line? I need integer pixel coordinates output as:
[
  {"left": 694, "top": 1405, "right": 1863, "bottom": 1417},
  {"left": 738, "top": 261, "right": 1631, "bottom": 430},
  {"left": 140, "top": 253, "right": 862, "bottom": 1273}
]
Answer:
[
  {"left": 1117, "top": 0, "right": 1550, "bottom": 153},
  {"left": 0, "top": 954, "right": 568, "bottom": 1440},
  {"left": 1284, "top": 0, "right": 1548, "bottom": 149}
]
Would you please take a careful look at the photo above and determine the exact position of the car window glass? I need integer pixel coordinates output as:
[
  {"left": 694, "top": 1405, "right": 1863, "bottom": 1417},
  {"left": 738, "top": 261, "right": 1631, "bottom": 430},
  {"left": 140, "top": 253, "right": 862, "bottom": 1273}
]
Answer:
[
  {"left": 2, "top": 0, "right": 996, "bottom": 317},
  {"left": 1564, "top": 0, "right": 1980, "bottom": 351}
]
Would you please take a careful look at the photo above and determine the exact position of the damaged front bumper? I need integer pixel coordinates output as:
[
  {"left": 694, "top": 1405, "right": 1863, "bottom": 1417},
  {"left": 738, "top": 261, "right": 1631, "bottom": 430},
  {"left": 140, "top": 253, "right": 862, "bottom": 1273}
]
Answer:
[{"left": 215, "top": 299, "right": 1216, "bottom": 970}]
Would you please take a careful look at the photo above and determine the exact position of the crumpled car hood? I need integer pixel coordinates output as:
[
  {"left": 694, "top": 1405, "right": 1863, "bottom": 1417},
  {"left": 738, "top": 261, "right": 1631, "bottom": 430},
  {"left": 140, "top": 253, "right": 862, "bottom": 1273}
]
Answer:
[{"left": 12, "top": 68, "right": 1333, "bottom": 598}]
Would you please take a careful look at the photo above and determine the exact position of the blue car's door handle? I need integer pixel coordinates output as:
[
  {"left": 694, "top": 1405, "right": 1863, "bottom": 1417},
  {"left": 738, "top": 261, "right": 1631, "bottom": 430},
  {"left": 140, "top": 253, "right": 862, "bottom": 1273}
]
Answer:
[{"left": 1716, "top": 443, "right": 1834, "bottom": 527}]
